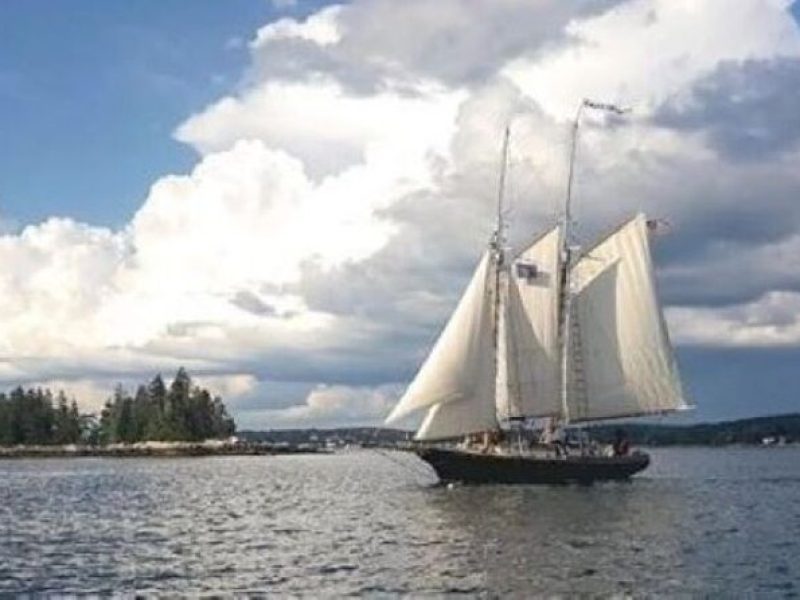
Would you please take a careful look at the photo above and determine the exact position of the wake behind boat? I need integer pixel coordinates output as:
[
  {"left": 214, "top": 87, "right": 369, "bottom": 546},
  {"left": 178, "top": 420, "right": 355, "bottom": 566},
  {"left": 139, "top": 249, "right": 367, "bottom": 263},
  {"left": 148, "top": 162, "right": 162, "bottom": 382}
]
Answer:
[{"left": 385, "top": 103, "right": 690, "bottom": 485}]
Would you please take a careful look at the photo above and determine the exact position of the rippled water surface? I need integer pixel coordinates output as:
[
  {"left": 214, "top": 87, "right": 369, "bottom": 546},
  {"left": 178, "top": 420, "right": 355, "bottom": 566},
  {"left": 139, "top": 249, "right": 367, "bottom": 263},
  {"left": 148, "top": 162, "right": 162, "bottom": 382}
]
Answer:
[{"left": 2, "top": 447, "right": 799, "bottom": 596}]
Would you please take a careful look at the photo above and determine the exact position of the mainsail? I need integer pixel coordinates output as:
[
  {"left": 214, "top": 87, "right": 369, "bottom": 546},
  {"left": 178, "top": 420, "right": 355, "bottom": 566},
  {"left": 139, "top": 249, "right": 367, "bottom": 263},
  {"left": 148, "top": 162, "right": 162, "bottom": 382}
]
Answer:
[
  {"left": 503, "top": 225, "right": 563, "bottom": 419},
  {"left": 566, "top": 213, "right": 687, "bottom": 422},
  {"left": 385, "top": 252, "right": 498, "bottom": 439}
]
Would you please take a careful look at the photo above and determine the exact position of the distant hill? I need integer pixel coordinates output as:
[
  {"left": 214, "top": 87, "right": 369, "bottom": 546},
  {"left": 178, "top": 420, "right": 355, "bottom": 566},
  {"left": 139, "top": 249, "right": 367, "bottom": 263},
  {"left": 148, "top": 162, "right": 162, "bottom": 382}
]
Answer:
[
  {"left": 239, "top": 414, "right": 800, "bottom": 447},
  {"left": 237, "top": 426, "right": 411, "bottom": 447},
  {"left": 588, "top": 413, "right": 800, "bottom": 446}
]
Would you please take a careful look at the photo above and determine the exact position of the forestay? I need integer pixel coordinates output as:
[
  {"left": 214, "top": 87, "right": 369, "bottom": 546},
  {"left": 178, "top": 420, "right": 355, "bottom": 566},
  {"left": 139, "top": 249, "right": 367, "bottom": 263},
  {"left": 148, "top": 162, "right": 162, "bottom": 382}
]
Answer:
[{"left": 567, "top": 214, "right": 687, "bottom": 422}]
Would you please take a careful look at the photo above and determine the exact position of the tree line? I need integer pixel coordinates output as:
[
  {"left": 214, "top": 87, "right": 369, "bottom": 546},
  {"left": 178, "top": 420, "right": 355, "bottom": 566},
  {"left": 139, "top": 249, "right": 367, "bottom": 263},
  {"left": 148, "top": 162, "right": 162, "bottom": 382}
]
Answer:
[
  {"left": 589, "top": 413, "right": 800, "bottom": 446},
  {"left": 0, "top": 368, "right": 236, "bottom": 446},
  {"left": 0, "top": 388, "right": 82, "bottom": 445},
  {"left": 99, "top": 368, "right": 235, "bottom": 443}
]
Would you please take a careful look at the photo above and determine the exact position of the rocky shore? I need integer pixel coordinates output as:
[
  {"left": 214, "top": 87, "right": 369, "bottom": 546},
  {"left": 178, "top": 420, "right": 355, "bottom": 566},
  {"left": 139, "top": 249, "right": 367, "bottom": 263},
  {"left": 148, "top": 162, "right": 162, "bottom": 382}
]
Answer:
[{"left": 0, "top": 439, "right": 330, "bottom": 458}]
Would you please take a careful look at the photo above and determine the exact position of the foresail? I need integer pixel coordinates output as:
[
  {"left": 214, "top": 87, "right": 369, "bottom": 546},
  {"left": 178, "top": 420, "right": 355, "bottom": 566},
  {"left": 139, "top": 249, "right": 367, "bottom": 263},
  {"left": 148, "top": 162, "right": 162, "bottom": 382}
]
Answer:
[
  {"left": 495, "top": 268, "right": 511, "bottom": 420},
  {"left": 385, "top": 252, "right": 496, "bottom": 425},
  {"left": 415, "top": 388, "right": 499, "bottom": 441},
  {"left": 567, "top": 214, "right": 686, "bottom": 422},
  {"left": 503, "top": 225, "right": 563, "bottom": 418}
]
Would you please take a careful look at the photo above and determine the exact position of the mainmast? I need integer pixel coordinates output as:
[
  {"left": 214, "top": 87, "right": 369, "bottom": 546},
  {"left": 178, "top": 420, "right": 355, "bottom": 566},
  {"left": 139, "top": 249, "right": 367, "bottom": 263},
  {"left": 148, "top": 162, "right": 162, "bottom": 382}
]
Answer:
[
  {"left": 558, "top": 99, "right": 629, "bottom": 424},
  {"left": 558, "top": 102, "right": 585, "bottom": 424}
]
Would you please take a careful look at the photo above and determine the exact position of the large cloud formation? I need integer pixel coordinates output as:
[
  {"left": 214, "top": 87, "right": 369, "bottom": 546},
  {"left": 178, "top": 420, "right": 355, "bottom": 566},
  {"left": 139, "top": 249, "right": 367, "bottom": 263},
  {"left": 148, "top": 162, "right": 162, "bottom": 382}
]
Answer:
[{"left": 2, "top": 0, "right": 800, "bottom": 425}]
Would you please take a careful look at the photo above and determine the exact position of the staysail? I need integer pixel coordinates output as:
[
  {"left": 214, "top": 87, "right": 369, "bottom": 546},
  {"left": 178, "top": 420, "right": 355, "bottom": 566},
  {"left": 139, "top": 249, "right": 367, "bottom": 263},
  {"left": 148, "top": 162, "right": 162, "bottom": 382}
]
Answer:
[
  {"left": 385, "top": 252, "right": 498, "bottom": 439},
  {"left": 503, "top": 225, "right": 563, "bottom": 419},
  {"left": 566, "top": 214, "right": 687, "bottom": 422},
  {"left": 415, "top": 383, "right": 499, "bottom": 440}
]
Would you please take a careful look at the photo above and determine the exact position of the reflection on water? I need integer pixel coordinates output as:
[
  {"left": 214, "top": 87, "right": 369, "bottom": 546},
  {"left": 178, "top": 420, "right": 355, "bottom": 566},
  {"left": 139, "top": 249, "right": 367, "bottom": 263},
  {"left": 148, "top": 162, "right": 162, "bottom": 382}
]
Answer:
[{"left": 1, "top": 447, "right": 798, "bottom": 595}]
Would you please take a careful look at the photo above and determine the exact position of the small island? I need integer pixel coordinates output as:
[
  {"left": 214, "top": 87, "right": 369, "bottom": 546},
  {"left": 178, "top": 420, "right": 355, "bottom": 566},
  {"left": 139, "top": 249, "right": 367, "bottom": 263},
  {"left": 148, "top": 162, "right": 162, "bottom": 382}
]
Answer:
[{"left": 0, "top": 368, "right": 324, "bottom": 458}]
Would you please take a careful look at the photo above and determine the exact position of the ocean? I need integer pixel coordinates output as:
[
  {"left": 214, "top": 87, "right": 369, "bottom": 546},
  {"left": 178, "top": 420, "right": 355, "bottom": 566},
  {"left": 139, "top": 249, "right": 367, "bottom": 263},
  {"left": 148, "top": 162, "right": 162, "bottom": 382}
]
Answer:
[{"left": 1, "top": 447, "right": 798, "bottom": 596}]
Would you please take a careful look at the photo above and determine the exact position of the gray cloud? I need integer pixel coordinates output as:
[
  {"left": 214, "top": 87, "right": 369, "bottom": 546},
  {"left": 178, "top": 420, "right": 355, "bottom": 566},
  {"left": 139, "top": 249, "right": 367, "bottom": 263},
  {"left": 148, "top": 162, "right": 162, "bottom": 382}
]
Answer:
[
  {"left": 655, "top": 57, "right": 800, "bottom": 161},
  {"left": 230, "top": 290, "right": 279, "bottom": 316}
]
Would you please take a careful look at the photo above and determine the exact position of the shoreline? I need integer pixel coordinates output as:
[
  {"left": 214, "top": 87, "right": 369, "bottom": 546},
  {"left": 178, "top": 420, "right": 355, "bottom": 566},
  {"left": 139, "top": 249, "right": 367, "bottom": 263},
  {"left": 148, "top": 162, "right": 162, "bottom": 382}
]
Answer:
[
  {"left": 0, "top": 440, "right": 330, "bottom": 459},
  {"left": 2, "top": 442, "right": 795, "bottom": 459}
]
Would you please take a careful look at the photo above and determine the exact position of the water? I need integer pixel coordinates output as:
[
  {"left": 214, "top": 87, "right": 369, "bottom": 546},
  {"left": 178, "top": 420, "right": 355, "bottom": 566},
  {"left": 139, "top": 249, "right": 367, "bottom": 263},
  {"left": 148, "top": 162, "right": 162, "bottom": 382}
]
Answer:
[{"left": 1, "top": 447, "right": 799, "bottom": 596}]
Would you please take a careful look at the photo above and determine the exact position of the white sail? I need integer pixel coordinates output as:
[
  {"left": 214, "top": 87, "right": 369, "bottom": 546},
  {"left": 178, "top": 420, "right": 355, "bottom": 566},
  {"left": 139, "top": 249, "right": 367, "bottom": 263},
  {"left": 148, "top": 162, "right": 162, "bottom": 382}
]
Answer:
[
  {"left": 385, "top": 252, "right": 497, "bottom": 426},
  {"left": 567, "top": 214, "right": 687, "bottom": 422},
  {"left": 495, "top": 267, "right": 512, "bottom": 420},
  {"left": 415, "top": 384, "right": 499, "bottom": 440},
  {"left": 504, "top": 226, "right": 563, "bottom": 418}
]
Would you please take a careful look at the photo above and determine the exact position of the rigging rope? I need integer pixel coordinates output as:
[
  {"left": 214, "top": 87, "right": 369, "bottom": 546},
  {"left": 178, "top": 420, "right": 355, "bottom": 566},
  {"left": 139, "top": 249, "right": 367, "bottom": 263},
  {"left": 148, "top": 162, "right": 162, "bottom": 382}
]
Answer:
[{"left": 371, "top": 448, "right": 434, "bottom": 480}]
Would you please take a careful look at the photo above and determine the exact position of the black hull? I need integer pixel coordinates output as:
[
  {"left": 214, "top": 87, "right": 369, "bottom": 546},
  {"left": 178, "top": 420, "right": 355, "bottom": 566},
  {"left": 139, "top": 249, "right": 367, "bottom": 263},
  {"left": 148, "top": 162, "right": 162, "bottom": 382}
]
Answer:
[{"left": 416, "top": 447, "right": 650, "bottom": 484}]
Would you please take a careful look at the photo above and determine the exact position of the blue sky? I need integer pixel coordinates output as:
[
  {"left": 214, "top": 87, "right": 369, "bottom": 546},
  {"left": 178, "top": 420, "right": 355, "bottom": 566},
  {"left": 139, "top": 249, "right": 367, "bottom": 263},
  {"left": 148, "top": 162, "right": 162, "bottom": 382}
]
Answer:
[
  {"left": 0, "top": 0, "right": 326, "bottom": 228},
  {"left": 1, "top": 0, "right": 800, "bottom": 428}
]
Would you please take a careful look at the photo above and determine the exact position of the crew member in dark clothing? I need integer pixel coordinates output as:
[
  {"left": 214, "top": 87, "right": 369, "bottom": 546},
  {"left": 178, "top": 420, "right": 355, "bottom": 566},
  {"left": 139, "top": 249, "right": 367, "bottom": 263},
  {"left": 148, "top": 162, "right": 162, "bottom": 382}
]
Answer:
[{"left": 613, "top": 428, "right": 630, "bottom": 456}]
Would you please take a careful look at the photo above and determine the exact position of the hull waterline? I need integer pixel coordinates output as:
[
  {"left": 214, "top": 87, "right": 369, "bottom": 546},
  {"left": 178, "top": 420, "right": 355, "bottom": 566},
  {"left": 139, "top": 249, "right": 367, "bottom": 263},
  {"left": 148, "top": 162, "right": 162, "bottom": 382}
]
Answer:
[{"left": 416, "top": 447, "right": 650, "bottom": 484}]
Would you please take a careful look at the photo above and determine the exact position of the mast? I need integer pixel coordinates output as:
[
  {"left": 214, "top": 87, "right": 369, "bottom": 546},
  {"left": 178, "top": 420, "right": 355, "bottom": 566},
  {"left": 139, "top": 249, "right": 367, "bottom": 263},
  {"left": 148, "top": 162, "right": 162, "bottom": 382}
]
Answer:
[
  {"left": 558, "top": 102, "right": 584, "bottom": 425},
  {"left": 558, "top": 99, "right": 629, "bottom": 424},
  {"left": 492, "top": 126, "right": 511, "bottom": 423},
  {"left": 495, "top": 125, "right": 510, "bottom": 254}
]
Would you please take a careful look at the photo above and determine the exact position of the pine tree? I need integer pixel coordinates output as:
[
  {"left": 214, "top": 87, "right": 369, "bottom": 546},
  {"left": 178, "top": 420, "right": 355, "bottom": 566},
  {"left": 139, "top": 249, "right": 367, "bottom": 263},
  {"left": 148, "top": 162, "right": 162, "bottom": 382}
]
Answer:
[
  {"left": 54, "top": 391, "right": 71, "bottom": 444},
  {"left": 117, "top": 396, "right": 135, "bottom": 443},
  {"left": 1, "top": 369, "right": 236, "bottom": 446},
  {"left": 0, "top": 393, "right": 10, "bottom": 445},
  {"left": 166, "top": 368, "right": 192, "bottom": 440},
  {"left": 211, "top": 396, "right": 236, "bottom": 438},
  {"left": 144, "top": 375, "right": 168, "bottom": 440},
  {"left": 67, "top": 399, "right": 80, "bottom": 443},
  {"left": 9, "top": 387, "right": 25, "bottom": 444}
]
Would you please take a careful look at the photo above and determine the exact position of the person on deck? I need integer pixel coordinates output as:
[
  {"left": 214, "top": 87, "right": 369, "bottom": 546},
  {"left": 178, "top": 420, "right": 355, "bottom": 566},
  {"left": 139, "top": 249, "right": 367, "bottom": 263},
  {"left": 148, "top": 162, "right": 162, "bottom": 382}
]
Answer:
[
  {"left": 491, "top": 429, "right": 506, "bottom": 454},
  {"left": 541, "top": 421, "right": 567, "bottom": 457},
  {"left": 552, "top": 425, "right": 567, "bottom": 457},
  {"left": 613, "top": 429, "right": 630, "bottom": 456}
]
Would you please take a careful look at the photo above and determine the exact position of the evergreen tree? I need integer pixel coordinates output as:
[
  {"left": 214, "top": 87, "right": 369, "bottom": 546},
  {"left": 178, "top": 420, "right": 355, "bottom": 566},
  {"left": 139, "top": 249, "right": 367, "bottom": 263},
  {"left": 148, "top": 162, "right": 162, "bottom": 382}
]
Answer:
[
  {"left": 131, "top": 385, "right": 149, "bottom": 441},
  {"left": 144, "top": 374, "right": 168, "bottom": 439},
  {"left": 54, "top": 391, "right": 71, "bottom": 444},
  {"left": 211, "top": 396, "right": 236, "bottom": 438},
  {"left": 21, "top": 388, "right": 53, "bottom": 444},
  {"left": 147, "top": 374, "right": 166, "bottom": 409},
  {"left": 188, "top": 388, "right": 214, "bottom": 440},
  {"left": 98, "top": 399, "right": 114, "bottom": 444},
  {"left": 0, "top": 392, "right": 10, "bottom": 445},
  {"left": 117, "top": 396, "right": 135, "bottom": 443},
  {"left": 1, "top": 368, "right": 236, "bottom": 446},
  {"left": 0, "top": 386, "right": 82, "bottom": 445},
  {"left": 165, "top": 368, "right": 192, "bottom": 440},
  {"left": 9, "top": 387, "right": 27, "bottom": 444},
  {"left": 68, "top": 400, "right": 82, "bottom": 443}
]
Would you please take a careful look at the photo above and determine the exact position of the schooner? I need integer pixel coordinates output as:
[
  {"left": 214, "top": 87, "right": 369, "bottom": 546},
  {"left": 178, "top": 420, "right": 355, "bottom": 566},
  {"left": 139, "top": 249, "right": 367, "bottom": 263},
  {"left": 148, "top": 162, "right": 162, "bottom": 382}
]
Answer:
[{"left": 385, "top": 101, "right": 689, "bottom": 484}]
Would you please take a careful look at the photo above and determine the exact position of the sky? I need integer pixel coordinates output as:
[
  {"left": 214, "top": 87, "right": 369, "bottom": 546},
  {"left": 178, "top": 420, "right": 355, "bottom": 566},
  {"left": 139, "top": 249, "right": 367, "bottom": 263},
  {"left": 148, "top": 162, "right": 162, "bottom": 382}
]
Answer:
[{"left": 1, "top": 0, "right": 799, "bottom": 428}]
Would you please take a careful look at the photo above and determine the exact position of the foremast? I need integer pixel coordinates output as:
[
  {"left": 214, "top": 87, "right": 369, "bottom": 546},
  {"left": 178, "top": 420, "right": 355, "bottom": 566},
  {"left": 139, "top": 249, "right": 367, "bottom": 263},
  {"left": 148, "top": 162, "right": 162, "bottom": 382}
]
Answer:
[{"left": 491, "top": 126, "right": 511, "bottom": 427}]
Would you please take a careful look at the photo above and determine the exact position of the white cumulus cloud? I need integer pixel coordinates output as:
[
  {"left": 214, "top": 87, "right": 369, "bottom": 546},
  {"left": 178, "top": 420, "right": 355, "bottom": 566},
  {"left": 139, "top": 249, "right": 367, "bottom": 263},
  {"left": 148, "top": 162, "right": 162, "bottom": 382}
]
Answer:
[{"left": 2, "top": 0, "right": 800, "bottom": 427}]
